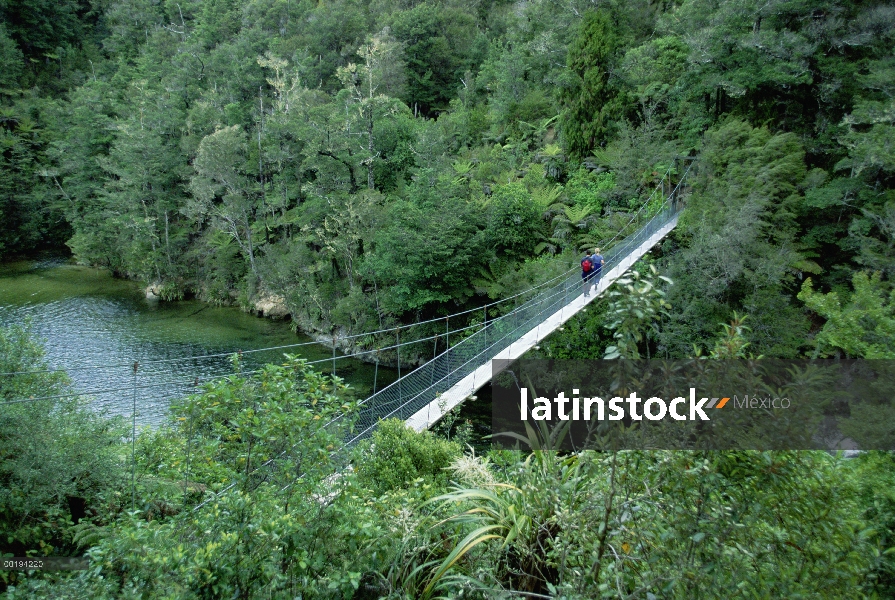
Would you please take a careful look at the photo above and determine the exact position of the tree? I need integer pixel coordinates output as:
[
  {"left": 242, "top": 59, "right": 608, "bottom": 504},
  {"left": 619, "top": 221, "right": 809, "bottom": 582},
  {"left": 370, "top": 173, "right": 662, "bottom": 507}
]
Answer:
[
  {"left": 0, "top": 105, "right": 60, "bottom": 259},
  {"left": 666, "top": 0, "right": 815, "bottom": 128},
  {"left": 294, "top": 0, "right": 368, "bottom": 92},
  {"left": 46, "top": 81, "right": 116, "bottom": 268},
  {"left": 389, "top": 2, "right": 483, "bottom": 115},
  {"left": 366, "top": 196, "right": 488, "bottom": 313},
  {"left": 0, "top": 0, "right": 86, "bottom": 60},
  {"left": 336, "top": 33, "right": 408, "bottom": 190},
  {"left": 355, "top": 419, "right": 460, "bottom": 496},
  {"left": 188, "top": 125, "right": 264, "bottom": 291},
  {"left": 96, "top": 81, "right": 189, "bottom": 283},
  {"left": 560, "top": 10, "right": 621, "bottom": 158},
  {"left": 0, "top": 324, "right": 124, "bottom": 565},
  {"left": 851, "top": 201, "right": 895, "bottom": 278},
  {"left": 477, "top": 41, "right": 555, "bottom": 142},
  {"left": 0, "top": 24, "right": 24, "bottom": 89},
  {"left": 661, "top": 120, "right": 810, "bottom": 358},
  {"left": 485, "top": 182, "right": 544, "bottom": 257},
  {"left": 603, "top": 265, "right": 672, "bottom": 359},
  {"left": 294, "top": 92, "right": 363, "bottom": 195}
]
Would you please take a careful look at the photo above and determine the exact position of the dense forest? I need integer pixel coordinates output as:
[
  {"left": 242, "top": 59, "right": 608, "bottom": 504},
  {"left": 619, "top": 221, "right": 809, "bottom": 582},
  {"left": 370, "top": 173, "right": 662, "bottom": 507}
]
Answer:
[
  {"left": 2, "top": 0, "right": 891, "bottom": 356},
  {"left": 2, "top": 0, "right": 895, "bottom": 597}
]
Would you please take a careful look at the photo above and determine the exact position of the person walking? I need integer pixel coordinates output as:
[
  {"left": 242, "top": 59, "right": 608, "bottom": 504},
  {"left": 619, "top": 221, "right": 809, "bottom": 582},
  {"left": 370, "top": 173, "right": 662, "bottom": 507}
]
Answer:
[
  {"left": 590, "top": 248, "right": 605, "bottom": 292},
  {"left": 581, "top": 250, "right": 594, "bottom": 297}
]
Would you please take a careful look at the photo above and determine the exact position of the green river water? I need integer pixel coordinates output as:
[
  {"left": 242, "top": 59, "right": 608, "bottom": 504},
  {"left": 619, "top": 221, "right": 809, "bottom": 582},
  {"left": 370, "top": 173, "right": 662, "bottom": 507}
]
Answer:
[{"left": 0, "top": 257, "right": 398, "bottom": 426}]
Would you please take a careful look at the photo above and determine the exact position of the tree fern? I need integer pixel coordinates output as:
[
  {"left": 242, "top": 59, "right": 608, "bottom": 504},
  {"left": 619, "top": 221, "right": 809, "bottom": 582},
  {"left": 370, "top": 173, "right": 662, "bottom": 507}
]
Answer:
[{"left": 530, "top": 184, "right": 564, "bottom": 217}]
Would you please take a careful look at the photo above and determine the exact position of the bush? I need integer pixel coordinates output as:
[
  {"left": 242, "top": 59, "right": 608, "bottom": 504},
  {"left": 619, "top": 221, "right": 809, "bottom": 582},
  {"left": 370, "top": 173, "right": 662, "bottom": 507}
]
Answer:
[
  {"left": 7, "top": 356, "right": 368, "bottom": 599},
  {"left": 0, "top": 324, "right": 125, "bottom": 591},
  {"left": 851, "top": 451, "right": 895, "bottom": 596},
  {"left": 355, "top": 419, "right": 461, "bottom": 495}
]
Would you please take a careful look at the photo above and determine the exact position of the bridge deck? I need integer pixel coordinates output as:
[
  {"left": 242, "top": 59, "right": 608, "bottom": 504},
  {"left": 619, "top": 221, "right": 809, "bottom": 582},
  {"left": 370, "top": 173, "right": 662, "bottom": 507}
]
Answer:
[{"left": 405, "top": 214, "right": 679, "bottom": 431}]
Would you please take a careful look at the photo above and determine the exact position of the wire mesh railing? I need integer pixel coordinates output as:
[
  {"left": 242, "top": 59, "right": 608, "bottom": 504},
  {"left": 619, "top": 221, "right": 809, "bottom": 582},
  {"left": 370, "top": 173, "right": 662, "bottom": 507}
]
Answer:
[{"left": 345, "top": 168, "right": 690, "bottom": 443}]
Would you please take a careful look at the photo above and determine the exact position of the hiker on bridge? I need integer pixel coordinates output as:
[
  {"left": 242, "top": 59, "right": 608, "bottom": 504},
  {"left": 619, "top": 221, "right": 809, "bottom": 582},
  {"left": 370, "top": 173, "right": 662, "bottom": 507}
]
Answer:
[
  {"left": 590, "top": 248, "right": 604, "bottom": 287},
  {"left": 581, "top": 248, "right": 605, "bottom": 297},
  {"left": 581, "top": 250, "right": 594, "bottom": 297}
]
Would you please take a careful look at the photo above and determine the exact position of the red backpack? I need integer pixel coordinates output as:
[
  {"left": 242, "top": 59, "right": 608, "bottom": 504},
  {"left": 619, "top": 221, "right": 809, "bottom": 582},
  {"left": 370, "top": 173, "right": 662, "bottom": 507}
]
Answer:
[{"left": 581, "top": 257, "right": 593, "bottom": 273}]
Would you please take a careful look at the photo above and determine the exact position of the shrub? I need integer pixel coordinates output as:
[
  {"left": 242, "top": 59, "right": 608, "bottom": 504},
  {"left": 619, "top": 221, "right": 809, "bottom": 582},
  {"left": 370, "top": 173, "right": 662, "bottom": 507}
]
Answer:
[
  {"left": 355, "top": 419, "right": 461, "bottom": 495},
  {"left": 851, "top": 451, "right": 895, "bottom": 596},
  {"left": 0, "top": 324, "right": 125, "bottom": 591}
]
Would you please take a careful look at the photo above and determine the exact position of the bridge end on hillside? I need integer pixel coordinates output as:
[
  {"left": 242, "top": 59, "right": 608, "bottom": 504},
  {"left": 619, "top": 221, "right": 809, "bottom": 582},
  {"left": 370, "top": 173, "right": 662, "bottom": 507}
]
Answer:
[{"left": 405, "top": 213, "right": 680, "bottom": 432}]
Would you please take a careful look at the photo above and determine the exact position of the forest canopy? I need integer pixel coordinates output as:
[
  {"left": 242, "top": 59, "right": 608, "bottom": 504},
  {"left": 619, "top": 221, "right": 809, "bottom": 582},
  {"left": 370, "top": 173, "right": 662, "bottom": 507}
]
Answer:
[{"left": 1, "top": 0, "right": 893, "bottom": 359}]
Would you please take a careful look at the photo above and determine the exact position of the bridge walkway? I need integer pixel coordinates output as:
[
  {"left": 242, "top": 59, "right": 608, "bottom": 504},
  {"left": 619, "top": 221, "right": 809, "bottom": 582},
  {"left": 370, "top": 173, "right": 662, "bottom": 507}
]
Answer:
[
  {"left": 346, "top": 191, "right": 686, "bottom": 445},
  {"left": 405, "top": 212, "right": 679, "bottom": 432}
]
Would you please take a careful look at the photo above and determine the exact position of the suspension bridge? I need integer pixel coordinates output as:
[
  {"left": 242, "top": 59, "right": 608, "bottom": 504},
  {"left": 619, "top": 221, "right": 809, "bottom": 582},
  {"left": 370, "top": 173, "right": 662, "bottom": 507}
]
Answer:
[
  {"left": 348, "top": 176, "right": 686, "bottom": 442},
  {"left": 403, "top": 208, "right": 679, "bottom": 434}
]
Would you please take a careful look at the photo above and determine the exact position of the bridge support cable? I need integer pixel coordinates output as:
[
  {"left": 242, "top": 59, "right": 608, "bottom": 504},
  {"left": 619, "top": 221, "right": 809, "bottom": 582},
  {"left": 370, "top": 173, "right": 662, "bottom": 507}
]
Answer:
[
  {"left": 190, "top": 164, "right": 693, "bottom": 509},
  {"left": 345, "top": 168, "right": 690, "bottom": 443},
  {"left": 0, "top": 165, "right": 689, "bottom": 512}
]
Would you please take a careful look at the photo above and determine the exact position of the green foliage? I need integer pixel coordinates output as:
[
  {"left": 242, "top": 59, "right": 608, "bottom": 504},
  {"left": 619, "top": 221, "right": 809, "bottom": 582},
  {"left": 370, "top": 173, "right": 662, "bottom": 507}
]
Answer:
[
  {"left": 850, "top": 451, "right": 895, "bottom": 597},
  {"left": 388, "top": 2, "right": 484, "bottom": 115},
  {"left": 595, "top": 451, "right": 875, "bottom": 598},
  {"left": 0, "top": 104, "right": 61, "bottom": 259},
  {"left": 188, "top": 124, "right": 263, "bottom": 286},
  {"left": 0, "top": 324, "right": 124, "bottom": 585},
  {"left": 0, "top": 0, "right": 889, "bottom": 354},
  {"left": 97, "top": 89, "right": 190, "bottom": 282},
  {"left": 0, "top": 321, "right": 67, "bottom": 399},
  {"left": 0, "top": 0, "right": 887, "bottom": 360},
  {"left": 485, "top": 182, "right": 544, "bottom": 257},
  {"left": 538, "top": 295, "right": 614, "bottom": 359},
  {"left": 424, "top": 450, "right": 586, "bottom": 595},
  {"left": 565, "top": 167, "right": 613, "bottom": 211},
  {"left": 560, "top": 10, "right": 622, "bottom": 158},
  {"left": 618, "top": 35, "right": 689, "bottom": 108},
  {"left": 410, "top": 449, "right": 880, "bottom": 598},
  {"left": 478, "top": 42, "right": 556, "bottom": 142},
  {"left": 156, "top": 354, "right": 356, "bottom": 492},
  {"left": 431, "top": 401, "right": 475, "bottom": 448},
  {"left": 798, "top": 271, "right": 895, "bottom": 358},
  {"left": 14, "top": 481, "right": 386, "bottom": 599},
  {"left": 2, "top": 340, "right": 892, "bottom": 597},
  {"left": 704, "top": 312, "right": 755, "bottom": 359},
  {"left": 849, "top": 198, "right": 895, "bottom": 278},
  {"left": 0, "top": 0, "right": 87, "bottom": 60},
  {"left": 603, "top": 265, "right": 672, "bottom": 359},
  {"left": 355, "top": 418, "right": 461, "bottom": 496},
  {"left": 366, "top": 195, "right": 488, "bottom": 312},
  {"left": 6, "top": 0, "right": 895, "bottom": 595},
  {"left": 0, "top": 24, "right": 24, "bottom": 90},
  {"left": 662, "top": 119, "right": 810, "bottom": 358},
  {"left": 7, "top": 356, "right": 368, "bottom": 598}
]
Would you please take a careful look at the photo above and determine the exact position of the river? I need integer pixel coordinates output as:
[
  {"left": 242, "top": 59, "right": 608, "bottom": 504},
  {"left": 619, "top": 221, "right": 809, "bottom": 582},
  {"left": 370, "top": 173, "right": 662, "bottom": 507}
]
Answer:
[{"left": 0, "top": 257, "right": 398, "bottom": 426}]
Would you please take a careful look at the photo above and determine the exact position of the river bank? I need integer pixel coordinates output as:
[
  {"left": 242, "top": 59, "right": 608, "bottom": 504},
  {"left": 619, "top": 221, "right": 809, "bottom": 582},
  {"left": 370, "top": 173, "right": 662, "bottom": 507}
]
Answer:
[{"left": 0, "top": 257, "right": 399, "bottom": 425}]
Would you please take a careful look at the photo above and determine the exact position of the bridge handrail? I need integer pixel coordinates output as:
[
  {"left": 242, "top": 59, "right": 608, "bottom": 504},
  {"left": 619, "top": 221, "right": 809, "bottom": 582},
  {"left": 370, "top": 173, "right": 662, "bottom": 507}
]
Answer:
[
  {"left": 345, "top": 167, "right": 690, "bottom": 442},
  {"left": 191, "top": 164, "right": 691, "bottom": 510}
]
